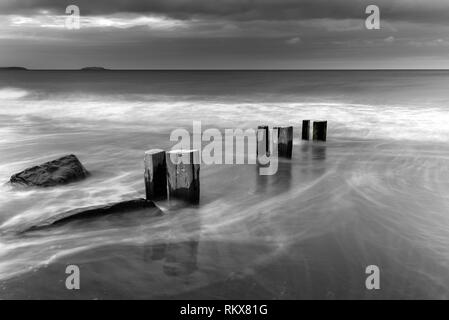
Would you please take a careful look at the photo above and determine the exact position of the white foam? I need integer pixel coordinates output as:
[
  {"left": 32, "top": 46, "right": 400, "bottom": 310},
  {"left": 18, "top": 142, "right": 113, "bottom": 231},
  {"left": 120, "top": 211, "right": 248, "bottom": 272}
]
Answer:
[
  {"left": 1, "top": 94, "right": 449, "bottom": 142},
  {"left": 0, "top": 87, "right": 28, "bottom": 99}
]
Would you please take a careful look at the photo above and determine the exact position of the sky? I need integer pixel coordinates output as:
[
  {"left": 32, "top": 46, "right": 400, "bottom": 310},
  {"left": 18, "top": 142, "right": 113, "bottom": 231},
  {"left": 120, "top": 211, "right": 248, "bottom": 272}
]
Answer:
[{"left": 1, "top": 0, "right": 449, "bottom": 69}]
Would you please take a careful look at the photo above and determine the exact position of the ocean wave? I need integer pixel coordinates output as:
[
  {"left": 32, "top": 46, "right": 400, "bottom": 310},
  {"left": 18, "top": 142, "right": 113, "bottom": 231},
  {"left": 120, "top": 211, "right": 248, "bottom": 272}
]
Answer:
[
  {"left": 0, "top": 87, "right": 29, "bottom": 99},
  {"left": 1, "top": 95, "right": 449, "bottom": 142}
]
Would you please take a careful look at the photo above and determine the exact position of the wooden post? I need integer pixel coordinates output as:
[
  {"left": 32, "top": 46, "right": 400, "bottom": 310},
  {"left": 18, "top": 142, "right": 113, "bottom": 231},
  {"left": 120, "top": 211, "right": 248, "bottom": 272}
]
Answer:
[
  {"left": 257, "top": 125, "right": 269, "bottom": 159},
  {"left": 274, "top": 126, "right": 293, "bottom": 158},
  {"left": 313, "top": 121, "right": 327, "bottom": 141},
  {"left": 302, "top": 120, "right": 310, "bottom": 140},
  {"left": 144, "top": 149, "right": 167, "bottom": 201},
  {"left": 166, "top": 150, "right": 200, "bottom": 204}
]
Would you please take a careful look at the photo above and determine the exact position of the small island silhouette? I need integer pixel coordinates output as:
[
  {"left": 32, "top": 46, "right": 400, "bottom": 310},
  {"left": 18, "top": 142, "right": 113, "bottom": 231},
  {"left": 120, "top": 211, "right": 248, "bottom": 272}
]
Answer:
[
  {"left": 80, "top": 67, "right": 109, "bottom": 71},
  {"left": 0, "top": 67, "right": 28, "bottom": 71},
  {"left": 0, "top": 67, "right": 111, "bottom": 71}
]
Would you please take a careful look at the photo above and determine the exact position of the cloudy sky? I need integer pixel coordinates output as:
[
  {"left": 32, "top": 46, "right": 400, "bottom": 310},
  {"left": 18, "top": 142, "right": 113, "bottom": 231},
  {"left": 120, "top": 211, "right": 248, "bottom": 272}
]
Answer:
[{"left": 1, "top": 0, "right": 449, "bottom": 69}]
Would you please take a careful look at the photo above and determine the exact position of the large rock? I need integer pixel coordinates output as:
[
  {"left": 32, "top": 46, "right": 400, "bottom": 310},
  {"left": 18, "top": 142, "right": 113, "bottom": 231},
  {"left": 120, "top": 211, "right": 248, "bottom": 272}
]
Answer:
[
  {"left": 10, "top": 154, "right": 89, "bottom": 187},
  {"left": 23, "top": 198, "right": 162, "bottom": 232}
]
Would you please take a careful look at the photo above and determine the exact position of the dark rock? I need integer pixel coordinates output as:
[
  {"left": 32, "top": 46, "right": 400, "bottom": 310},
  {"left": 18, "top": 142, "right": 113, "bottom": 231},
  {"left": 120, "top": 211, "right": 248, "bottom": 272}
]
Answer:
[
  {"left": 10, "top": 154, "right": 89, "bottom": 187},
  {"left": 24, "top": 198, "right": 162, "bottom": 232}
]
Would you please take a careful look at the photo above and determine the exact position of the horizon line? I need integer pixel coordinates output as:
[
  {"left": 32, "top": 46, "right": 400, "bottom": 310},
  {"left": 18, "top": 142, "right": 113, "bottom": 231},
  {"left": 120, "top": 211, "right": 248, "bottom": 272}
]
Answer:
[{"left": 2, "top": 68, "right": 449, "bottom": 71}]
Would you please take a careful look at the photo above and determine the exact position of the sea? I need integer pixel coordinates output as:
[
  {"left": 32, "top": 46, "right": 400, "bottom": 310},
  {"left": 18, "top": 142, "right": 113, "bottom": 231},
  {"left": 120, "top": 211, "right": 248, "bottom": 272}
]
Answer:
[{"left": 0, "top": 70, "right": 448, "bottom": 299}]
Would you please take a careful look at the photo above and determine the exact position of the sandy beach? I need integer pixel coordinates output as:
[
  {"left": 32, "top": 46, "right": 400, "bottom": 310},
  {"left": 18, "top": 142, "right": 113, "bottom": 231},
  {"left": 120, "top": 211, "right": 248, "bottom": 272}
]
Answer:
[{"left": 1, "top": 70, "right": 449, "bottom": 299}]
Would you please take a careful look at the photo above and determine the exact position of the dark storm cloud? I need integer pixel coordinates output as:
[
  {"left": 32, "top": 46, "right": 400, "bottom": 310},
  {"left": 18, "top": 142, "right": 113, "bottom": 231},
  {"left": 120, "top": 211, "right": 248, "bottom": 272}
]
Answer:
[
  {"left": 2, "top": 0, "right": 449, "bottom": 69},
  {"left": 1, "top": 0, "right": 449, "bottom": 24}
]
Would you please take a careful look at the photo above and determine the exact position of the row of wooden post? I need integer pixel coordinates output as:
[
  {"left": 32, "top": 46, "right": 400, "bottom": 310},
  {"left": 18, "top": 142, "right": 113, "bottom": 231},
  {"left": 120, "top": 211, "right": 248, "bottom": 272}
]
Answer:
[
  {"left": 145, "top": 120, "right": 326, "bottom": 204},
  {"left": 257, "top": 120, "right": 327, "bottom": 159},
  {"left": 302, "top": 120, "right": 327, "bottom": 141},
  {"left": 144, "top": 149, "right": 200, "bottom": 204}
]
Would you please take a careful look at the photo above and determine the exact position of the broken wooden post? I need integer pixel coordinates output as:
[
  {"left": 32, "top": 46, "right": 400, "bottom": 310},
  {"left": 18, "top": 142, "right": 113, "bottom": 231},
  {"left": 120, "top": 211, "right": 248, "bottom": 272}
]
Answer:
[
  {"left": 166, "top": 150, "right": 200, "bottom": 204},
  {"left": 274, "top": 126, "right": 293, "bottom": 158},
  {"left": 257, "top": 125, "right": 269, "bottom": 160},
  {"left": 144, "top": 149, "right": 167, "bottom": 201},
  {"left": 313, "top": 121, "right": 327, "bottom": 141},
  {"left": 302, "top": 120, "right": 310, "bottom": 140}
]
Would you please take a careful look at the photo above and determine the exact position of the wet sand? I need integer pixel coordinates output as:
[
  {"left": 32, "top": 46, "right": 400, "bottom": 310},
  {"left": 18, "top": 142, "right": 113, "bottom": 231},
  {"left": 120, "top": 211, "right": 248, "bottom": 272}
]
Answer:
[
  {"left": 1, "top": 140, "right": 449, "bottom": 299},
  {"left": 1, "top": 71, "right": 449, "bottom": 299}
]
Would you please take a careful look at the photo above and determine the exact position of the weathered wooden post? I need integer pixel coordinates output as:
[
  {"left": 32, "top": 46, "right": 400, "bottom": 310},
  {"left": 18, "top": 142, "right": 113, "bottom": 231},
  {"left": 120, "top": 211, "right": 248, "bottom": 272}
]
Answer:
[
  {"left": 302, "top": 120, "right": 310, "bottom": 140},
  {"left": 166, "top": 150, "right": 200, "bottom": 204},
  {"left": 144, "top": 149, "right": 167, "bottom": 201},
  {"left": 257, "top": 125, "right": 269, "bottom": 160},
  {"left": 313, "top": 121, "right": 327, "bottom": 141},
  {"left": 274, "top": 126, "right": 293, "bottom": 158}
]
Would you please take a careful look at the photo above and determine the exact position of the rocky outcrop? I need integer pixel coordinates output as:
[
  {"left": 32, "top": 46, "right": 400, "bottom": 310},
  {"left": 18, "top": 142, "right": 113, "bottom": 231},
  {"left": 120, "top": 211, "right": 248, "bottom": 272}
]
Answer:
[
  {"left": 10, "top": 154, "right": 89, "bottom": 187},
  {"left": 24, "top": 198, "right": 162, "bottom": 232}
]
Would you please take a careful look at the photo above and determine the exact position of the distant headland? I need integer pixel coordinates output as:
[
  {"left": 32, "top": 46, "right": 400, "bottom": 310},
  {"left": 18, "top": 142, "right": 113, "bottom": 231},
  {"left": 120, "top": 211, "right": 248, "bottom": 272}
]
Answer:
[
  {"left": 0, "top": 67, "right": 111, "bottom": 71},
  {"left": 0, "top": 67, "right": 28, "bottom": 71},
  {"left": 80, "top": 67, "right": 109, "bottom": 71}
]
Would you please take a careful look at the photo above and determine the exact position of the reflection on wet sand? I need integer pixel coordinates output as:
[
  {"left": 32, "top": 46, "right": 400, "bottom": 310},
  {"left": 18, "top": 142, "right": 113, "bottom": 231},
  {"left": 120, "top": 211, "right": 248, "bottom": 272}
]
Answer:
[
  {"left": 297, "top": 142, "right": 328, "bottom": 180},
  {"left": 300, "top": 142, "right": 327, "bottom": 161},
  {"left": 144, "top": 208, "right": 200, "bottom": 277},
  {"left": 144, "top": 240, "right": 199, "bottom": 277},
  {"left": 256, "top": 161, "right": 293, "bottom": 195},
  {"left": 145, "top": 242, "right": 166, "bottom": 261},
  {"left": 311, "top": 144, "right": 327, "bottom": 161},
  {"left": 163, "top": 241, "right": 199, "bottom": 276}
]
